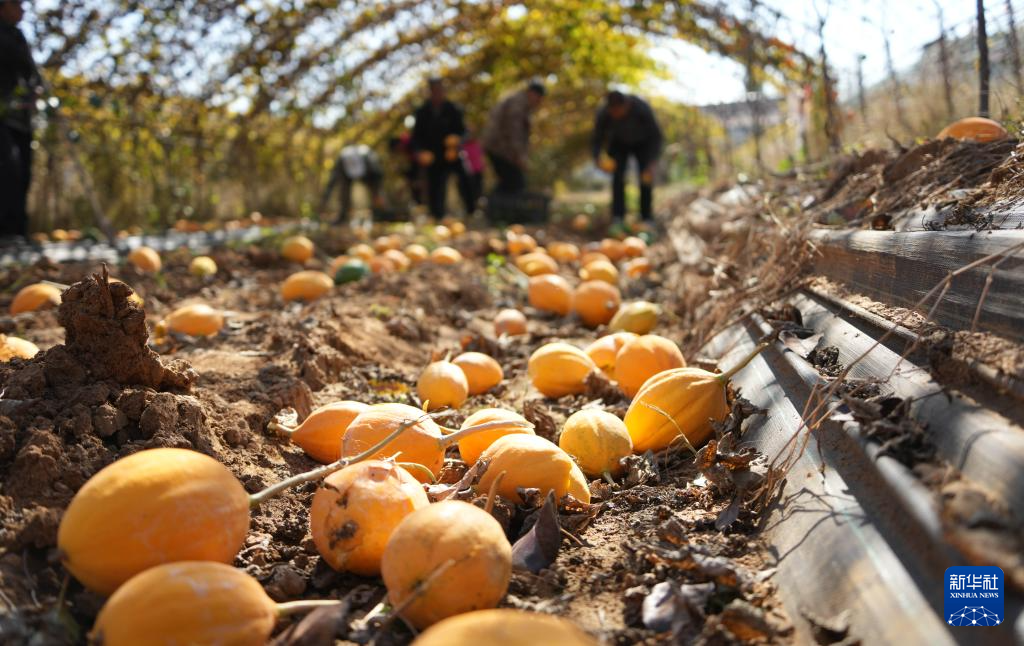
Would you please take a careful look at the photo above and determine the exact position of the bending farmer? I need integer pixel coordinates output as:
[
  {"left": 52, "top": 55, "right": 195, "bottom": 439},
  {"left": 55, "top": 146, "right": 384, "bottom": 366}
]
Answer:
[
  {"left": 482, "top": 80, "right": 545, "bottom": 195},
  {"left": 320, "top": 145, "right": 383, "bottom": 224}
]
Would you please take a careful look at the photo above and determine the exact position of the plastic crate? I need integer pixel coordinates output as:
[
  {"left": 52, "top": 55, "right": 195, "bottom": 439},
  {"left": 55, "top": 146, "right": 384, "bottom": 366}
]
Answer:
[{"left": 484, "top": 192, "right": 550, "bottom": 224}]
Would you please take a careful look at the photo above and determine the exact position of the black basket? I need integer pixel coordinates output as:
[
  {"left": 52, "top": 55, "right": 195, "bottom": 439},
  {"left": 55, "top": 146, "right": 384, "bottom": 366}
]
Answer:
[{"left": 484, "top": 192, "right": 549, "bottom": 224}]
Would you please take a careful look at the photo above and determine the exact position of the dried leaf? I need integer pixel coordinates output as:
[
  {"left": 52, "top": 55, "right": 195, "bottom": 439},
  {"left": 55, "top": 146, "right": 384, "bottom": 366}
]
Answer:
[
  {"left": 622, "top": 450, "right": 660, "bottom": 488},
  {"left": 511, "top": 491, "right": 562, "bottom": 573},
  {"left": 270, "top": 603, "right": 349, "bottom": 646},
  {"left": 780, "top": 330, "right": 823, "bottom": 357},
  {"left": 273, "top": 407, "right": 299, "bottom": 429},
  {"left": 427, "top": 459, "right": 489, "bottom": 502}
]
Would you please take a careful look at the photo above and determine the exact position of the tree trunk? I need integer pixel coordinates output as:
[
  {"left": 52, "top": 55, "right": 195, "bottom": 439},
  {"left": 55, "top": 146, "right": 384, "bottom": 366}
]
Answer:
[
  {"left": 1007, "top": 0, "right": 1023, "bottom": 90},
  {"left": 978, "top": 0, "right": 991, "bottom": 117},
  {"left": 856, "top": 53, "right": 868, "bottom": 121}
]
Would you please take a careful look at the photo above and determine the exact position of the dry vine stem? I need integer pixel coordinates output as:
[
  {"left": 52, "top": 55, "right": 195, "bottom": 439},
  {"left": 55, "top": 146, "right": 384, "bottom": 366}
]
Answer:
[
  {"left": 754, "top": 240, "right": 1024, "bottom": 511},
  {"left": 250, "top": 415, "right": 531, "bottom": 506}
]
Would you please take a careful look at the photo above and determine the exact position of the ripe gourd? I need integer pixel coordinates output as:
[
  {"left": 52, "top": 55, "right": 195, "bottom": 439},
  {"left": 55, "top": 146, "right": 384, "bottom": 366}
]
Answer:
[
  {"left": 584, "top": 332, "right": 637, "bottom": 377},
  {"left": 600, "top": 238, "right": 626, "bottom": 262},
  {"left": 270, "top": 400, "right": 369, "bottom": 463},
  {"left": 457, "top": 408, "right": 533, "bottom": 465},
  {"left": 528, "top": 274, "right": 572, "bottom": 315},
  {"left": 383, "top": 249, "right": 411, "bottom": 271},
  {"left": 476, "top": 434, "right": 591, "bottom": 504},
  {"left": 57, "top": 448, "right": 250, "bottom": 595},
  {"left": 418, "top": 359, "right": 470, "bottom": 410},
  {"left": 624, "top": 257, "right": 652, "bottom": 278},
  {"left": 9, "top": 282, "right": 61, "bottom": 315},
  {"left": 608, "top": 301, "right": 660, "bottom": 335},
  {"left": 937, "top": 117, "right": 1008, "bottom": 143},
  {"left": 0, "top": 334, "right": 39, "bottom": 361},
  {"left": 127, "top": 246, "right": 161, "bottom": 273},
  {"left": 507, "top": 233, "right": 537, "bottom": 256},
  {"left": 579, "top": 259, "right": 618, "bottom": 285},
  {"left": 374, "top": 235, "right": 400, "bottom": 253},
  {"left": 450, "top": 221, "right": 467, "bottom": 236},
  {"left": 281, "top": 235, "right": 315, "bottom": 263},
  {"left": 572, "top": 214, "right": 590, "bottom": 232},
  {"left": 381, "top": 500, "right": 512, "bottom": 629},
  {"left": 281, "top": 270, "right": 333, "bottom": 302},
  {"left": 369, "top": 255, "right": 397, "bottom": 274},
  {"left": 528, "top": 342, "right": 596, "bottom": 398},
  {"left": 622, "top": 236, "right": 647, "bottom": 257},
  {"left": 310, "top": 461, "right": 429, "bottom": 576},
  {"left": 433, "top": 224, "right": 452, "bottom": 240},
  {"left": 412, "top": 609, "right": 598, "bottom": 646},
  {"left": 405, "top": 244, "right": 429, "bottom": 264},
  {"left": 159, "top": 303, "right": 224, "bottom": 337},
  {"left": 494, "top": 309, "right": 528, "bottom": 336},
  {"left": 452, "top": 352, "right": 503, "bottom": 395},
  {"left": 579, "top": 251, "right": 610, "bottom": 267},
  {"left": 572, "top": 281, "right": 621, "bottom": 328},
  {"left": 188, "top": 256, "right": 217, "bottom": 277},
  {"left": 548, "top": 242, "right": 580, "bottom": 263},
  {"left": 515, "top": 252, "right": 557, "bottom": 276},
  {"left": 431, "top": 246, "right": 463, "bottom": 264},
  {"left": 624, "top": 344, "right": 765, "bottom": 452},
  {"left": 91, "top": 562, "right": 279, "bottom": 645},
  {"left": 614, "top": 334, "right": 685, "bottom": 398},
  {"left": 350, "top": 243, "right": 375, "bottom": 262},
  {"left": 558, "top": 410, "right": 632, "bottom": 478}
]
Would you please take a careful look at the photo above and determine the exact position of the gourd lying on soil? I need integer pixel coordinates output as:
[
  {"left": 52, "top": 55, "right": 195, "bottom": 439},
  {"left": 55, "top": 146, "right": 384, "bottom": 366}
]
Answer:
[
  {"left": 127, "top": 246, "right": 161, "bottom": 273},
  {"left": 507, "top": 232, "right": 537, "bottom": 256},
  {"left": 91, "top": 561, "right": 338, "bottom": 646},
  {"left": 608, "top": 301, "right": 659, "bottom": 335},
  {"left": 622, "top": 236, "right": 647, "bottom": 257},
  {"left": 624, "top": 257, "right": 652, "bottom": 278},
  {"left": 528, "top": 274, "right": 572, "bottom": 315},
  {"left": 281, "top": 235, "right": 315, "bottom": 263},
  {"left": 452, "top": 352, "right": 504, "bottom": 395},
  {"left": 494, "top": 308, "right": 528, "bottom": 336},
  {"left": 381, "top": 500, "right": 512, "bottom": 630},
  {"left": 528, "top": 342, "right": 596, "bottom": 398},
  {"left": 558, "top": 409, "right": 633, "bottom": 478},
  {"left": 579, "top": 251, "right": 610, "bottom": 267},
  {"left": 937, "top": 116, "right": 1008, "bottom": 143},
  {"left": 614, "top": 334, "right": 686, "bottom": 398},
  {"left": 405, "top": 244, "right": 429, "bottom": 263},
  {"left": 0, "top": 334, "right": 39, "bottom": 361},
  {"left": 350, "top": 243, "right": 375, "bottom": 262},
  {"left": 548, "top": 242, "right": 580, "bottom": 263},
  {"left": 456, "top": 408, "right": 534, "bottom": 465},
  {"left": 624, "top": 343, "right": 767, "bottom": 453},
  {"left": 270, "top": 400, "right": 369, "bottom": 463},
  {"left": 418, "top": 359, "right": 470, "bottom": 410},
  {"left": 280, "top": 270, "right": 333, "bottom": 302},
  {"left": 9, "top": 282, "right": 62, "bottom": 315},
  {"left": 342, "top": 402, "right": 532, "bottom": 481},
  {"left": 369, "top": 255, "right": 397, "bottom": 274},
  {"left": 572, "top": 280, "right": 621, "bottom": 328},
  {"left": 383, "top": 249, "right": 411, "bottom": 270},
  {"left": 476, "top": 434, "right": 591, "bottom": 504},
  {"left": 59, "top": 416, "right": 459, "bottom": 595},
  {"left": 188, "top": 256, "right": 217, "bottom": 277},
  {"left": 572, "top": 214, "right": 590, "bottom": 232},
  {"left": 584, "top": 332, "right": 637, "bottom": 377},
  {"left": 334, "top": 259, "right": 370, "bottom": 284},
  {"left": 310, "top": 460, "right": 429, "bottom": 576},
  {"left": 579, "top": 259, "right": 618, "bottom": 284},
  {"left": 600, "top": 238, "right": 626, "bottom": 262},
  {"left": 431, "top": 246, "right": 463, "bottom": 264},
  {"left": 157, "top": 303, "right": 224, "bottom": 337},
  {"left": 515, "top": 252, "right": 558, "bottom": 276},
  {"left": 412, "top": 609, "right": 598, "bottom": 646}
]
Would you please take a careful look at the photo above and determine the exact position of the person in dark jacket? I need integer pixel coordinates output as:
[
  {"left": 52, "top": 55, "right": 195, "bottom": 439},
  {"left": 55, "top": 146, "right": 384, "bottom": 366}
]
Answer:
[
  {"left": 410, "top": 78, "right": 468, "bottom": 218},
  {"left": 319, "top": 145, "right": 384, "bottom": 224},
  {"left": 591, "top": 90, "right": 663, "bottom": 225},
  {"left": 0, "top": 0, "right": 38, "bottom": 239},
  {"left": 482, "top": 81, "right": 545, "bottom": 195}
]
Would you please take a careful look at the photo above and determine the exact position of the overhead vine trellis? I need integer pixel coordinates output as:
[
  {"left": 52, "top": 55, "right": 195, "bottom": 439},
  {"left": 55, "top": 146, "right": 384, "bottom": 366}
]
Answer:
[{"left": 25, "top": 0, "right": 814, "bottom": 230}]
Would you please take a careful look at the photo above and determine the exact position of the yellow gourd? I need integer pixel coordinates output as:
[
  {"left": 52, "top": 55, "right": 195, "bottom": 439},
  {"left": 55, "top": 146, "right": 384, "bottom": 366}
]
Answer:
[
  {"left": 9, "top": 283, "right": 61, "bottom": 315},
  {"left": 0, "top": 334, "right": 40, "bottom": 361},
  {"left": 281, "top": 235, "right": 315, "bottom": 263},
  {"left": 527, "top": 342, "right": 596, "bottom": 398},
  {"left": 281, "top": 270, "right": 333, "bottom": 302},
  {"left": 418, "top": 359, "right": 469, "bottom": 410},
  {"left": 583, "top": 332, "right": 637, "bottom": 377},
  {"left": 494, "top": 309, "right": 528, "bottom": 337},
  {"left": 614, "top": 334, "right": 686, "bottom": 399},
  {"left": 572, "top": 281, "right": 621, "bottom": 328},
  {"left": 579, "top": 260, "right": 619, "bottom": 285},
  {"left": 188, "top": 256, "right": 217, "bottom": 277},
  {"left": 431, "top": 246, "right": 463, "bottom": 264},
  {"left": 452, "top": 352, "right": 504, "bottom": 395},
  {"left": 515, "top": 252, "right": 557, "bottom": 276},
  {"left": 127, "top": 246, "right": 161, "bottom": 273},
  {"left": 412, "top": 609, "right": 598, "bottom": 646},
  {"left": 608, "top": 301, "right": 660, "bottom": 335},
  {"left": 270, "top": 400, "right": 369, "bottom": 463},
  {"left": 456, "top": 408, "right": 533, "bottom": 465},
  {"left": 528, "top": 274, "right": 572, "bottom": 316},
  {"left": 558, "top": 409, "right": 632, "bottom": 478},
  {"left": 158, "top": 303, "right": 224, "bottom": 337},
  {"left": 476, "top": 434, "right": 591, "bottom": 504}
]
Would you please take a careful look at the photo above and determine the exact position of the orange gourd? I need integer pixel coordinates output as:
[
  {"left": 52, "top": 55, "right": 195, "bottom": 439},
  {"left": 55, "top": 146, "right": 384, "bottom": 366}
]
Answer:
[
  {"left": 600, "top": 238, "right": 626, "bottom": 262},
  {"left": 310, "top": 460, "right": 429, "bottom": 576},
  {"left": 158, "top": 303, "right": 224, "bottom": 337},
  {"left": 431, "top": 246, "right": 463, "bottom": 264},
  {"left": 548, "top": 242, "right": 580, "bottom": 263},
  {"left": 527, "top": 274, "right": 572, "bottom": 315},
  {"left": 624, "top": 345, "right": 764, "bottom": 452},
  {"left": 476, "top": 434, "right": 591, "bottom": 504},
  {"left": 506, "top": 232, "right": 537, "bottom": 256},
  {"left": 381, "top": 500, "right": 512, "bottom": 629},
  {"left": 281, "top": 270, "right": 333, "bottom": 302},
  {"left": 433, "top": 224, "right": 452, "bottom": 240},
  {"left": 418, "top": 359, "right": 470, "bottom": 410},
  {"left": 0, "top": 334, "right": 39, "bottom": 361},
  {"left": 271, "top": 400, "right": 369, "bottom": 463},
  {"left": 579, "top": 251, "right": 610, "bottom": 267},
  {"left": 572, "top": 281, "right": 621, "bottom": 328},
  {"left": 456, "top": 408, "right": 533, "bottom": 464},
  {"left": 127, "top": 246, "right": 162, "bottom": 273},
  {"left": 608, "top": 301, "right": 660, "bottom": 335},
  {"left": 9, "top": 282, "right": 62, "bottom": 315},
  {"left": 558, "top": 409, "right": 632, "bottom": 478},
  {"left": 281, "top": 235, "right": 315, "bottom": 263},
  {"left": 342, "top": 403, "right": 446, "bottom": 480},
  {"left": 571, "top": 214, "right": 590, "bottom": 232},
  {"left": 405, "top": 244, "right": 429, "bottom": 263},
  {"left": 91, "top": 562, "right": 278, "bottom": 646},
  {"left": 937, "top": 117, "right": 1008, "bottom": 143},
  {"left": 614, "top": 334, "right": 686, "bottom": 398},
  {"left": 188, "top": 256, "right": 218, "bottom": 277},
  {"left": 624, "top": 257, "right": 652, "bottom": 278},
  {"left": 452, "top": 352, "right": 504, "bottom": 395},
  {"left": 527, "top": 342, "right": 596, "bottom": 398},
  {"left": 57, "top": 448, "right": 250, "bottom": 595},
  {"left": 515, "top": 252, "right": 558, "bottom": 276},
  {"left": 412, "top": 609, "right": 598, "bottom": 646},
  {"left": 350, "top": 243, "right": 375, "bottom": 262},
  {"left": 383, "top": 249, "right": 411, "bottom": 270},
  {"left": 369, "top": 255, "right": 397, "bottom": 274},
  {"left": 494, "top": 309, "right": 528, "bottom": 336},
  {"left": 622, "top": 236, "right": 647, "bottom": 257},
  {"left": 579, "top": 260, "right": 619, "bottom": 284},
  {"left": 584, "top": 332, "right": 638, "bottom": 377}
]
